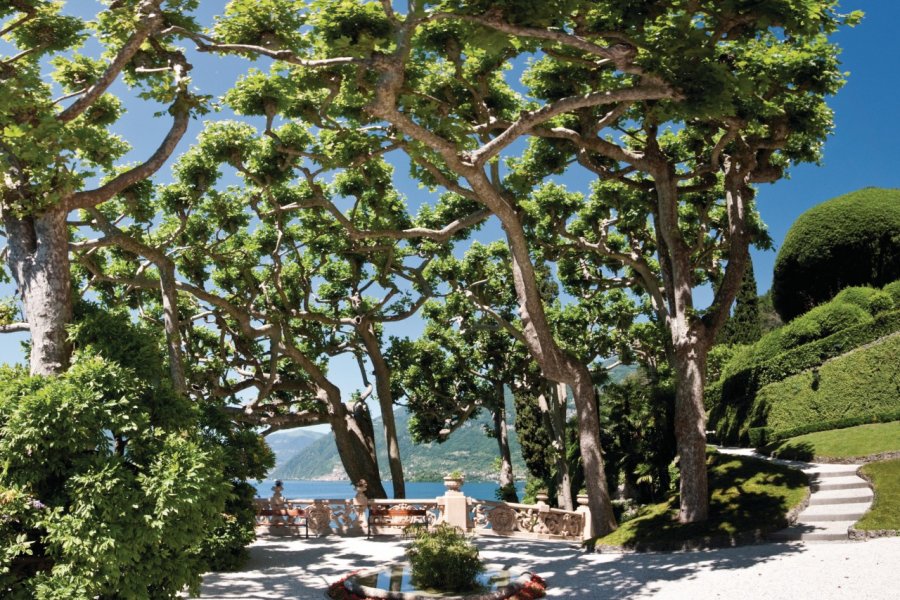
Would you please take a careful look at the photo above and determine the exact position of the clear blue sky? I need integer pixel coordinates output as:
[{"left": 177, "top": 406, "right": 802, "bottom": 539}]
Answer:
[{"left": 2, "top": 1, "right": 897, "bottom": 391}]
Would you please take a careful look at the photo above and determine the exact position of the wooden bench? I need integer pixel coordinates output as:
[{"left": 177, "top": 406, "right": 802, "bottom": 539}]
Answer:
[
  {"left": 257, "top": 507, "right": 309, "bottom": 538},
  {"left": 367, "top": 507, "right": 431, "bottom": 538}
]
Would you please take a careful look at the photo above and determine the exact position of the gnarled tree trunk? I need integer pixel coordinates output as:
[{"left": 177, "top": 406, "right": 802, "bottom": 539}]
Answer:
[
  {"left": 358, "top": 322, "right": 406, "bottom": 498},
  {"left": 673, "top": 342, "right": 709, "bottom": 523},
  {"left": 491, "top": 382, "right": 517, "bottom": 502},
  {"left": 328, "top": 395, "right": 387, "bottom": 499},
  {"left": 5, "top": 210, "right": 72, "bottom": 376}
]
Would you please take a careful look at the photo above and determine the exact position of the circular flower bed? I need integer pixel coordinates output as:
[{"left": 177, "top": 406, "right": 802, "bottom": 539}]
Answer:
[{"left": 326, "top": 570, "right": 547, "bottom": 600}]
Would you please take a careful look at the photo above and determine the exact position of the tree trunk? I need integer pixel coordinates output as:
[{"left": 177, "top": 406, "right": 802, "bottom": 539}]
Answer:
[
  {"left": 491, "top": 382, "right": 517, "bottom": 502},
  {"left": 358, "top": 322, "right": 406, "bottom": 498},
  {"left": 158, "top": 262, "right": 187, "bottom": 394},
  {"left": 569, "top": 368, "right": 616, "bottom": 534},
  {"left": 329, "top": 396, "right": 387, "bottom": 499},
  {"left": 673, "top": 343, "right": 709, "bottom": 523},
  {"left": 552, "top": 383, "right": 574, "bottom": 511},
  {"left": 537, "top": 384, "right": 573, "bottom": 510},
  {"left": 5, "top": 210, "right": 72, "bottom": 376}
]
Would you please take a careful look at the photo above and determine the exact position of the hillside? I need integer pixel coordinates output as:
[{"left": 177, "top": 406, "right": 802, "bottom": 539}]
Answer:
[
  {"left": 271, "top": 404, "right": 528, "bottom": 482},
  {"left": 264, "top": 428, "right": 326, "bottom": 469},
  {"left": 270, "top": 363, "right": 636, "bottom": 482}
]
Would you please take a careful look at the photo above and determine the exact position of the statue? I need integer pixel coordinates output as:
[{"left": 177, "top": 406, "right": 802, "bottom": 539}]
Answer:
[{"left": 271, "top": 479, "right": 285, "bottom": 505}]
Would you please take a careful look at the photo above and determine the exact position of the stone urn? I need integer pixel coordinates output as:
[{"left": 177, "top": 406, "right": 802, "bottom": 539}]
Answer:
[
  {"left": 534, "top": 490, "right": 550, "bottom": 505},
  {"left": 443, "top": 474, "right": 464, "bottom": 492},
  {"left": 576, "top": 493, "right": 589, "bottom": 507}
]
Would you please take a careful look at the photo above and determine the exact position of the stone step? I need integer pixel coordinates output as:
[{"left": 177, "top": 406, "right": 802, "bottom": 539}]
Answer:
[
  {"left": 769, "top": 520, "right": 857, "bottom": 542},
  {"left": 801, "top": 511, "right": 868, "bottom": 523},
  {"left": 813, "top": 479, "right": 870, "bottom": 492},
  {"left": 808, "top": 469, "right": 861, "bottom": 479},
  {"left": 808, "top": 492, "right": 873, "bottom": 506},
  {"left": 769, "top": 528, "right": 853, "bottom": 542}
]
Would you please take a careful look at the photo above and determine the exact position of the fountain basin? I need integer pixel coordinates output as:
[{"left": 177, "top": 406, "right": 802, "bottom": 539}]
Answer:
[{"left": 330, "top": 564, "right": 540, "bottom": 600}]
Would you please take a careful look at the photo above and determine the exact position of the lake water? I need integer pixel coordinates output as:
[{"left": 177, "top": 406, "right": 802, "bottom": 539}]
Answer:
[{"left": 254, "top": 479, "right": 525, "bottom": 501}]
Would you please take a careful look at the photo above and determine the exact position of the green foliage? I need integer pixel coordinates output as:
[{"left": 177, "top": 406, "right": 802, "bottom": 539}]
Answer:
[
  {"left": 406, "top": 523, "right": 484, "bottom": 593},
  {"left": 0, "top": 306, "right": 271, "bottom": 596},
  {"left": 0, "top": 356, "right": 227, "bottom": 598},
  {"left": 773, "top": 188, "right": 900, "bottom": 321},
  {"left": 594, "top": 453, "right": 808, "bottom": 551},
  {"left": 717, "top": 261, "right": 762, "bottom": 346},
  {"left": 855, "top": 459, "right": 900, "bottom": 532},
  {"left": 749, "top": 333, "right": 900, "bottom": 442},
  {"left": 599, "top": 371, "right": 676, "bottom": 504},
  {"left": 708, "top": 308, "right": 900, "bottom": 444}
]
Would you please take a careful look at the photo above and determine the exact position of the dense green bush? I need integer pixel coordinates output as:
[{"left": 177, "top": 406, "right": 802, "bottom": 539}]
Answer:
[
  {"left": 599, "top": 372, "right": 676, "bottom": 503},
  {"left": 772, "top": 188, "right": 900, "bottom": 321},
  {"left": 708, "top": 308, "right": 900, "bottom": 444},
  {"left": 0, "top": 306, "right": 273, "bottom": 597},
  {"left": 0, "top": 358, "right": 228, "bottom": 598},
  {"left": 750, "top": 333, "right": 900, "bottom": 442},
  {"left": 407, "top": 523, "right": 484, "bottom": 592},
  {"left": 885, "top": 281, "right": 900, "bottom": 305}
]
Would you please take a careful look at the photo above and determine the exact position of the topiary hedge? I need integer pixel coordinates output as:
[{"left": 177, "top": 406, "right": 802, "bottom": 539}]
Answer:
[
  {"left": 747, "top": 333, "right": 900, "bottom": 444},
  {"left": 707, "top": 308, "right": 900, "bottom": 444},
  {"left": 772, "top": 187, "right": 900, "bottom": 321}
]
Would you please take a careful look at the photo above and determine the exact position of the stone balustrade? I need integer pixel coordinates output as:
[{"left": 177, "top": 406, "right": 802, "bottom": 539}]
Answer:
[{"left": 254, "top": 481, "right": 590, "bottom": 542}]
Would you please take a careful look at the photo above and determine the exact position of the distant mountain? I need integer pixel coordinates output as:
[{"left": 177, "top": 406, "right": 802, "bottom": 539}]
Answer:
[
  {"left": 271, "top": 403, "right": 527, "bottom": 482},
  {"left": 264, "top": 428, "right": 327, "bottom": 470},
  {"left": 270, "top": 363, "right": 636, "bottom": 482}
]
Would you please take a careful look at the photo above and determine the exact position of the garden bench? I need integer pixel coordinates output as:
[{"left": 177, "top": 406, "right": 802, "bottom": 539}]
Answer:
[
  {"left": 367, "top": 506, "right": 431, "bottom": 537},
  {"left": 256, "top": 507, "right": 309, "bottom": 538}
]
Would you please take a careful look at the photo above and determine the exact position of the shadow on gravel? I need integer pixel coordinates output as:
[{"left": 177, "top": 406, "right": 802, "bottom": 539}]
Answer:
[
  {"left": 196, "top": 533, "right": 806, "bottom": 599},
  {"left": 473, "top": 537, "right": 806, "bottom": 599}
]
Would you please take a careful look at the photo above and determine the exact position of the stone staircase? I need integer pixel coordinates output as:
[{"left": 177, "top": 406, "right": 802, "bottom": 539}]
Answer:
[
  {"left": 717, "top": 448, "right": 873, "bottom": 542},
  {"left": 769, "top": 463, "right": 872, "bottom": 541}
]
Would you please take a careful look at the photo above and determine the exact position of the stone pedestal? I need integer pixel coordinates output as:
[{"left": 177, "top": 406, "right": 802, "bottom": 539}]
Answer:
[{"left": 442, "top": 490, "right": 469, "bottom": 531}]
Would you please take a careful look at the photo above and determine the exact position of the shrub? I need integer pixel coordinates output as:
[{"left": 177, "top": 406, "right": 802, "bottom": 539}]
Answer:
[
  {"left": 772, "top": 188, "right": 900, "bottom": 321},
  {"left": 885, "top": 281, "right": 900, "bottom": 305},
  {"left": 0, "top": 358, "right": 228, "bottom": 599},
  {"left": 707, "top": 308, "right": 900, "bottom": 444},
  {"left": 406, "top": 523, "right": 484, "bottom": 592},
  {"left": 779, "top": 301, "right": 871, "bottom": 349},
  {"left": 751, "top": 334, "right": 900, "bottom": 440}
]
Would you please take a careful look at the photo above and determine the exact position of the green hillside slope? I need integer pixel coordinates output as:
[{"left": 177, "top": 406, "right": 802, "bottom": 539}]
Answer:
[
  {"left": 272, "top": 405, "right": 527, "bottom": 482},
  {"left": 264, "top": 428, "right": 326, "bottom": 469}
]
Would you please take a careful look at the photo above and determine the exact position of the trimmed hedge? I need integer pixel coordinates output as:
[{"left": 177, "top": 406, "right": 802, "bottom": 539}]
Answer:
[
  {"left": 772, "top": 188, "right": 900, "bottom": 321},
  {"left": 707, "top": 309, "right": 900, "bottom": 444},
  {"left": 748, "top": 333, "right": 900, "bottom": 443}
]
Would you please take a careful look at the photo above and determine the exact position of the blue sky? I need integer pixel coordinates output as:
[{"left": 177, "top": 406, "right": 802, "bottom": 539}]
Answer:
[{"left": 2, "top": 1, "right": 897, "bottom": 398}]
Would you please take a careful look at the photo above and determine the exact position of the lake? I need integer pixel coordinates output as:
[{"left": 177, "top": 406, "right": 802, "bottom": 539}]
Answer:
[{"left": 253, "top": 479, "right": 526, "bottom": 501}]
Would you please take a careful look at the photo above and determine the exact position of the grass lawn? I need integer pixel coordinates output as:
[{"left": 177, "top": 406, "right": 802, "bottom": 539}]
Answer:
[
  {"left": 593, "top": 452, "right": 808, "bottom": 550},
  {"left": 855, "top": 459, "right": 900, "bottom": 531},
  {"left": 764, "top": 421, "right": 900, "bottom": 461}
]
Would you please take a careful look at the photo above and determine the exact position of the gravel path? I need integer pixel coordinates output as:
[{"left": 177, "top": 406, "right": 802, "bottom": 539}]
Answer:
[{"left": 196, "top": 535, "right": 900, "bottom": 600}]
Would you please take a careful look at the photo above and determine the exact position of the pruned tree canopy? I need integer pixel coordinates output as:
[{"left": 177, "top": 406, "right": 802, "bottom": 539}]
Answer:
[{"left": 773, "top": 188, "right": 900, "bottom": 321}]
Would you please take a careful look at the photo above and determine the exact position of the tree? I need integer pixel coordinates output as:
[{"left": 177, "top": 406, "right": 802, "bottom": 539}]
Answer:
[
  {"left": 772, "top": 188, "right": 900, "bottom": 321},
  {"left": 503, "top": 3, "right": 854, "bottom": 522},
  {"left": 389, "top": 243, "right": 533, "bottom": 500},
  {"left": 125, "top": 0, "right": 852, "bottom": 526},
  {"left": 0, "top": 1, "right": 202, "bottom": 377},
  {"left": 718, "top": 260, "right": 762, "bottom": 346},
  {"left": 74, "top": 116, "right": 450, "bottom": 498}
]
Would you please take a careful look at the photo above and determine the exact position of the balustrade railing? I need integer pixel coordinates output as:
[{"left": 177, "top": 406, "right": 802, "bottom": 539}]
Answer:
[
  {"left": 253, "top": 483, "right": 590, "bottom": 543},
  {"left": 468, "top": 498, "right": 584, "bottom": 541}
]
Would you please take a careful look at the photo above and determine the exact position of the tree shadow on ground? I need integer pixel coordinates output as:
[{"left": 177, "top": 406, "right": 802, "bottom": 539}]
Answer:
[
  {"left": 764, "top": 440, "right": 816, "bottom": 461},
  {"left": 473, "top": 537, "right": 806, "bottom": 599},
  {"left": 195, "top": 531, "right": 807, "bottom": 600},
  {"left": 196, "top": 536, "right": 409, "bottom": 599}
]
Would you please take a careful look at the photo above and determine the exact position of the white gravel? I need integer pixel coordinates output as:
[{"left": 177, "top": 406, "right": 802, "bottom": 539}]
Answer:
[{"left": 195, "top": 535, "right": 900, "bottom": 599}]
